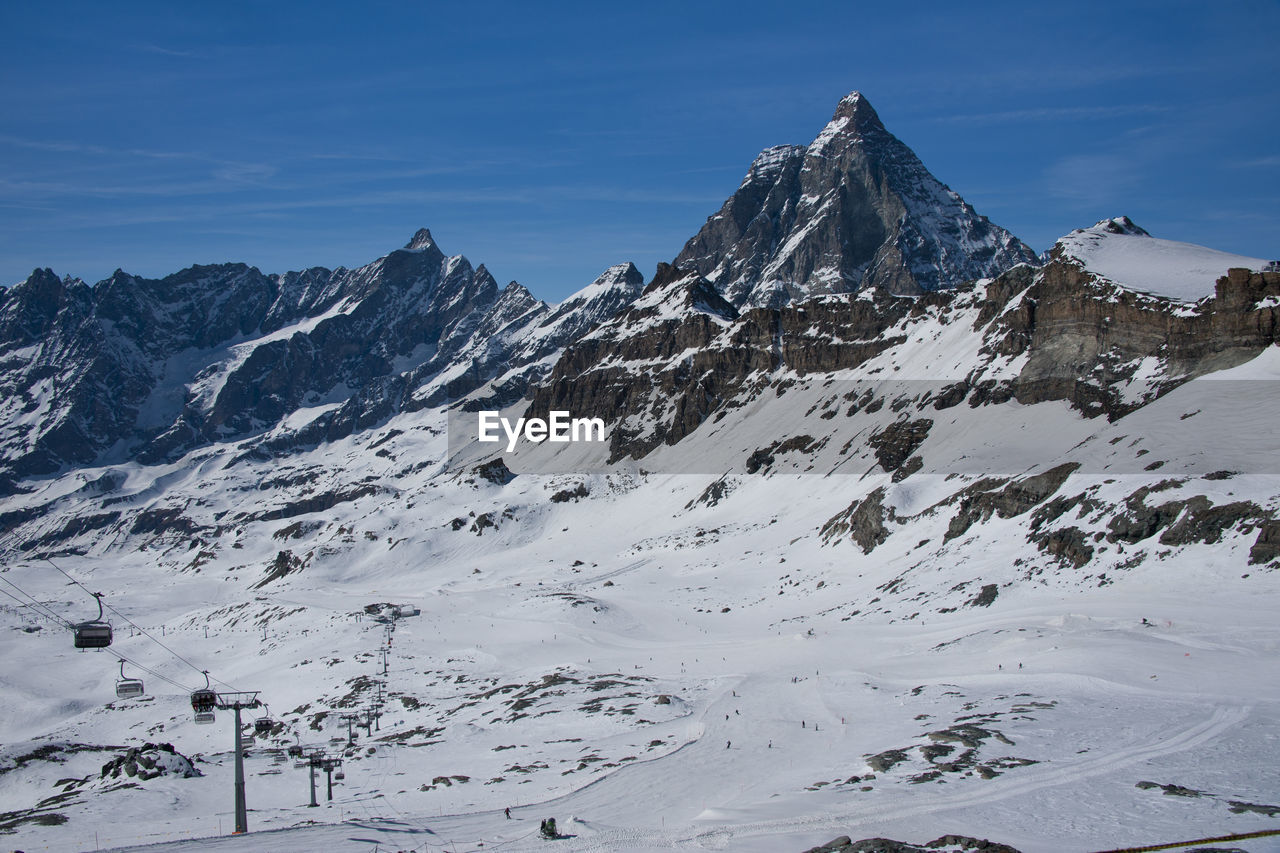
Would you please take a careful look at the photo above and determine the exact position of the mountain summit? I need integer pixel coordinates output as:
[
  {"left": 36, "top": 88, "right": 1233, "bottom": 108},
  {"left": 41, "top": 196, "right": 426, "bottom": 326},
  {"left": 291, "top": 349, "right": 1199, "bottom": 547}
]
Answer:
[{"left": 675, "top": 91, "right": 1038, "bottom": 307}]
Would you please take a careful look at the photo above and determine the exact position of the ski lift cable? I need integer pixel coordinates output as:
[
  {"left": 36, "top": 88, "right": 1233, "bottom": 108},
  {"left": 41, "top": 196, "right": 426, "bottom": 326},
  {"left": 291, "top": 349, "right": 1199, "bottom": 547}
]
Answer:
[
  {"left": 103, "top": 647, "right": 194, "bottom": 694},
  {"left": 0, "top": 581, "right": 193, "bottom": 692},
  {"left": 43, "top": 558, "right": 244, "bottom": 692},
  {"left": 0, "top": 575, "right": 75, "bottom": 627},
  {"left": 0, "top": 584, "right": 65, "bottom": 625}
]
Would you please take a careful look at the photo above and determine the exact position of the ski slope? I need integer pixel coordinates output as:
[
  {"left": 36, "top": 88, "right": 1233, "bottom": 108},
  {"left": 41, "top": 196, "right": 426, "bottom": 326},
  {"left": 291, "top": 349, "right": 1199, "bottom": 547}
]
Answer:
[{"left": 3, "top": 423, "right": 1278, "bottom": 851}]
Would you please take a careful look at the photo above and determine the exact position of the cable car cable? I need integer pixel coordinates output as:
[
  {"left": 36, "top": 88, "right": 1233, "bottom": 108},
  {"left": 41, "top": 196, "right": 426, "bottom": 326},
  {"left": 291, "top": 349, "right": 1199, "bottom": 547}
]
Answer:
[
  {"left": 0, "top": 573, "right": 193, "bottom": 692},
  {"left": 0, "top": 584, "right": 66, "bottom": 625},
  {"left": 0, "top": 575, "right": 75, "bottom": 627},
  {"left": 43, "top": 558, "right": 244, "bottom": 691}
]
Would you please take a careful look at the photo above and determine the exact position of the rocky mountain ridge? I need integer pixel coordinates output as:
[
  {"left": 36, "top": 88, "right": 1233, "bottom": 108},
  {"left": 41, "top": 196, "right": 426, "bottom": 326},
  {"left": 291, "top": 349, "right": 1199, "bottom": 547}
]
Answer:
[
  {"left": 0, "top": 231, "right": 643, "bottom": 491},
  {"left": 520, "top": 233, "right": 1278, "bottom": 469}
]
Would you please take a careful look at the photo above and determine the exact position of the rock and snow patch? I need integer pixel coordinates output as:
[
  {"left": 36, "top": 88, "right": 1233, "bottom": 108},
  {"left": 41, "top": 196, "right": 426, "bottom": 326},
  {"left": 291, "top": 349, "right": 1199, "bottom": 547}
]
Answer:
[{"left": 1056, "top": 217, "right": 1271, "bottom": 302}]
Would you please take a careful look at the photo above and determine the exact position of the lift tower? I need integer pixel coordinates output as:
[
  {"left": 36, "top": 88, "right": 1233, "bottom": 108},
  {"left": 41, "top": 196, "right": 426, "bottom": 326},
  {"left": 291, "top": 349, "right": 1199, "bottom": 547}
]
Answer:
[{"left": 214, "top": 691, "right": 262, "bottom": 834}]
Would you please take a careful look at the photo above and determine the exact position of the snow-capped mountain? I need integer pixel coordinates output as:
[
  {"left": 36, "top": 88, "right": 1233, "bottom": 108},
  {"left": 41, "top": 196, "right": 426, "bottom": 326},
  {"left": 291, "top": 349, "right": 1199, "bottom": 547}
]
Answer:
[
  {"left": 430, "top": 261, "right": 646, "bottom": 410},
  {"left": 0, "top": 231, "right": 644, "bottom": 490},
  {"left": 674, "top": 93, "right": 1038, "bottom": 307},
  {"left": 0, "top": 94, "right": 1277, "bottom": 853}
]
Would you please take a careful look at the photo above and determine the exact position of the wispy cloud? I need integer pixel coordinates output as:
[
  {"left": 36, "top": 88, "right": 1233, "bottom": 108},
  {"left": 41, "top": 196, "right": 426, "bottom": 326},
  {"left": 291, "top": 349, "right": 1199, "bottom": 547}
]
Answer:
[
  {"left": 1044, "top": 154, "right": 1142, "bottom": 205},
  {"left": 935, "top": 104, "right": 1172, "bottom": 125},
  {"left": 15, "top": 188, "right": 541, "bottom": 230},
  {"left": 211, "top": 163, "right": 278, "bottom": 184},
  {"left": 0, "top": 132, "right": 261, "bottom": 167},
  {"left": 1234, "top": 155, "right": 1280, "bottom": 168},
  {"left": 134, "top": 43, "right": 198, "bottom": 58}
]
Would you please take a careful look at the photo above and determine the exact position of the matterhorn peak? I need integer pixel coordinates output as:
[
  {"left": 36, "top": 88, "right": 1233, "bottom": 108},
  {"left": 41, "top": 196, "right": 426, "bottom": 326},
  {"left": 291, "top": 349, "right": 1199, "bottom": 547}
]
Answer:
[
  {"left": 831, "top": 90, "right": 885, "bottom": 133},
  {"left": 674, "top": 90, "right": 1037, "bottom": 306}
]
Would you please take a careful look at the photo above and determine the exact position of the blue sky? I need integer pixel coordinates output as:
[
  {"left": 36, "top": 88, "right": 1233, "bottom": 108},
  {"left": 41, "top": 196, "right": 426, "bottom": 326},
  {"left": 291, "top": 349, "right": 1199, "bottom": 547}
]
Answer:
[{"left": 1, "top": 1, "right": 1276, "bottom": 301}]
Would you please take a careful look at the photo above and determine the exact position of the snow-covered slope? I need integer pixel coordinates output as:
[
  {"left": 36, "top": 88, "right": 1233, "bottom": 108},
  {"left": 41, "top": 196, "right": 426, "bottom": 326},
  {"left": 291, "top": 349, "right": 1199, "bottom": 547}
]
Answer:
[{"left": 1054, "top": 216, "right": 1273, "bottom": 302}]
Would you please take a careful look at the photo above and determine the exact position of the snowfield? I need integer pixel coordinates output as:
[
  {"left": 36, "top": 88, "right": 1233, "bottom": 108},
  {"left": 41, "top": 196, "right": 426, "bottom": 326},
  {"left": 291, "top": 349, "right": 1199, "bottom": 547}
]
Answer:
[{"left": 1056, "top": 217, "right": 1272, "bottom": 302}]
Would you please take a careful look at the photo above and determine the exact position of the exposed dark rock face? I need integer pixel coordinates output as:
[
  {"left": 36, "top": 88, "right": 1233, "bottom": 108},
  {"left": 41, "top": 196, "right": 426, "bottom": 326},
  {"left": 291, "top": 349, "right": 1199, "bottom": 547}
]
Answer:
[
  {"left": 986, "top": 263, "right": 1280, "bottom": 420},
  {"left": 527, "top": 248, "right": 1280, "bottom": 471},
  {"left": 821, "top": 487, "right": 891, "bottom": 553},
  {"left": 966, "top": 583, "right": 1000, "bottom": 607},
  {"left": 675, "top": 92, "right": 1037, "bottom": 307},
  {"left": 1249, "top": 520, "right": 1280, "bottom": 564},
  {"left": 868, "top": 418, "right": 932, "bottom": 473},
  {"left": 525, "top": 263, "right": 748, "bottom": 461},
  {"left": 944, "top": 465, "right": 1079, "bottom": 542},
  {"left": 1033, "top": 526, "right": 1094, "bottom": 568},
  {"left": 526, "top": 270, "right": 925, "bottom": 461}
]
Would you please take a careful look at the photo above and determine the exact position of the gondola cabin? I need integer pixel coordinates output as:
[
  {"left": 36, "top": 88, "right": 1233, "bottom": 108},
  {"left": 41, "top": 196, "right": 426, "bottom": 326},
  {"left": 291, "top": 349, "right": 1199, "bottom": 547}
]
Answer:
[
  {"left": 73, "top": 621, "right": 112, "bottom": 649},
  {"left": 115, "top": 661, "right": 144, "bottom": 698},
  {"left": 191, "top": 688, "right": 217, "bottom": 713},
  {"left": 116, "top": 677, "right": 144, "bottom": 698}
]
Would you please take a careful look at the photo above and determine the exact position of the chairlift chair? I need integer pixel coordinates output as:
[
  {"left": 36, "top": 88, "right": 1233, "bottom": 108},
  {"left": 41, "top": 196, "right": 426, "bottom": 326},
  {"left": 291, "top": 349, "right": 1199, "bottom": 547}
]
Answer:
[
  {"left": 253, "top": 705, "right": 274, "bottom": 737},
  {"left": 115, "top": 660, "right": 145, "bottom": 698},
  {"left": 287, "top": 744, "right": 303, "bottom": 758},
  {"left": 194, "top": 711, "right": 216, "bottom": 724},
  {"left": 190, "top": 671, "right": 217, "bottom": 714},
  {"left": 73, "top": 593, "right": 112, "bottom": 649},
  {"left": 334, "top": 770, "right": 345, "bottom": 781}
]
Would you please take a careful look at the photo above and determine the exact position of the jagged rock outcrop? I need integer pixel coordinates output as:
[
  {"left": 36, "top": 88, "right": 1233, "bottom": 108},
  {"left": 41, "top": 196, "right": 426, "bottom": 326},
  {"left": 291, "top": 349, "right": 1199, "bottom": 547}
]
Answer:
[
  {"left": 820, "top": 487, "right": 892, "bottom": 553},
  {"left": 523, "top": 262, "right": 955, "bottom": 461},
  {"left": 675, "top": 92, "right": 1037, "bottom": 307},
  {"left": 98, "top": 743, "right": 200, "bottom": 783}
]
